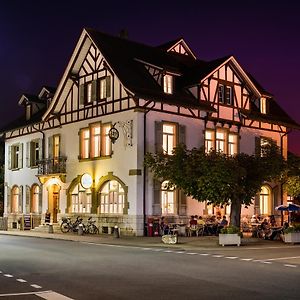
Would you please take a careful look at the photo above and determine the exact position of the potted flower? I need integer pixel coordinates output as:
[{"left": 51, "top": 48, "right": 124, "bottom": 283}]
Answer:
[
  {"left": 283, "top": 224, "right": 300, "bottom": 244},
  {"left": 219, "top": 225, "right": 241, "bottom": 246}
]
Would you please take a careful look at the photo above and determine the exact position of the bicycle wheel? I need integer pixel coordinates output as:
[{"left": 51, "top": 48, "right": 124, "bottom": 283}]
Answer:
[
  {"left": 60, "top": 223, "right": 70, "bottom": 233},
  {"left": 89, "top": 224, "right": 99, "bottom": 234}
]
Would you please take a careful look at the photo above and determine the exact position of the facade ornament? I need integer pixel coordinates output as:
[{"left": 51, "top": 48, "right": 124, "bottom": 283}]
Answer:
[{"left": 109, "top": 120, "right": 133, "bottom": 148}]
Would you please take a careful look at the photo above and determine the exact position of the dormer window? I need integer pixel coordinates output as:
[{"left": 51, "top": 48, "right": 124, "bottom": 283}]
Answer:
[
  {"left": 26, "top": 104, "right": 31, "bottom": 120},
  {"left": 163, "top": 74, "right": 173, "bottom": 94},
  {"left": 260, "top": 97, "right": 267, "bottom": 114},
  {"left": 218, "top": 84, "right": 233, "bottom": 105}
]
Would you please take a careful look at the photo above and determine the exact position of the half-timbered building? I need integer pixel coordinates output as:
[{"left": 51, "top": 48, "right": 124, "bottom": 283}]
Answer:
[{"left": 1, "top": 28, "right": 299, "bottom": 235}]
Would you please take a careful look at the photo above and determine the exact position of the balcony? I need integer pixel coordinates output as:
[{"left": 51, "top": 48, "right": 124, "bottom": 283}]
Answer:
[{"left": 37, "top": 157, "right": 67, "bottom": 175}]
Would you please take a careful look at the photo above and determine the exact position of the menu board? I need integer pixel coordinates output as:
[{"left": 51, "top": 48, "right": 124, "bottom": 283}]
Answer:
[{"left": 23, "top": 214, "right": 32, "bottom": 230}]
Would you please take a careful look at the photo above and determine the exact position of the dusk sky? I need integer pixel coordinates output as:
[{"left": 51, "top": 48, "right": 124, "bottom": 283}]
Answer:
[{"left": 0, "top": 1, "right": 299, "bottom": 154}]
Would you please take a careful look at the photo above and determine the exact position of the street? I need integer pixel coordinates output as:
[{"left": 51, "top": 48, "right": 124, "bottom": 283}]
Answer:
[{"left": 0, "top": 235, "right": 299, "bottom": 299}]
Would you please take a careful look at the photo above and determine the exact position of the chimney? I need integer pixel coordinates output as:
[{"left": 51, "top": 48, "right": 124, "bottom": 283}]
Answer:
[{"left": 119, "top": 29, "right": 128, "bottom": 39}]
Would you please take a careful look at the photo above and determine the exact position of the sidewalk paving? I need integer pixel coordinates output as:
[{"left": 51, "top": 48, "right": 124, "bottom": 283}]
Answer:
[{"left": 0, "top": 229, "right": 290, "bottom": 250}]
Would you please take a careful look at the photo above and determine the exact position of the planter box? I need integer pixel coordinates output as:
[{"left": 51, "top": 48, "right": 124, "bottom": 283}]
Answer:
[
  {"left": 219, "top": 233, "right": 241, "bottom": 246},
  {"left": 284, "top": 232, "right": 300, "bottom": 244}
]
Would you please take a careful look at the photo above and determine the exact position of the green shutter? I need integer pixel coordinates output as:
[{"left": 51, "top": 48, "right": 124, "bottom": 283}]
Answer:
[
  {"left": 19, "top": 185, "right": 23, "bottom": 213},
  {"left": 153, "top": 180, "right": 162, "bottom": 215},
  {"left": 79, "top": 84, "right": 85, "bottom": 105},
  {"left": 91, "top": 80, "right": 97, "bottom": 101},
  {"left": 38, "top": 138, "right": 43, "bottom": 160},
  {"left": 178, "top": 190, "right": 187, "bottom": 216},
  {"left": 26, "top": 185, "right": 30, "bottom": 213},
  {"left": 8, "top": 146, "right": 11, "bottom": 170},
  {"left": 178, "top": 124, "right": 186, "bottom": 146},
  {"left": 6, "top": 186, "right": 11, "bottom": 213},
  {"left": 18, "top": 143, "right": 23, "bottom": 169},
  {"left": 106, "top": 76, "right": 111, "bottom": 98},
  {"left": 155, "top": 121, "right": 163, "bottom": 153},
  {"left": 26, "top": 142, "right": 30, "bottom": 167},
  {"left": 38, "top": 185, "right": 42, "bottom": 214},
  {"left": 48, "top": 136, "right": 53, "bottom": 158}
]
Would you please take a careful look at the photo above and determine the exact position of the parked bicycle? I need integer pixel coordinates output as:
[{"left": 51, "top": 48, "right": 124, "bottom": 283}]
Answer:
[
  {"left": 60, "top": 216, "right": 85, "bottom": 233},
  {"left": 84, "top": 217, "right": 99, "bottom": 234}
]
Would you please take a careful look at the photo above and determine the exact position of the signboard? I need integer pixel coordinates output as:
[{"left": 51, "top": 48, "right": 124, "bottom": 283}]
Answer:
[
  {"left": 23, "top": 214, "right": 32, "bottom": 230},
  {"left": 81, "top": 173, "right": 93, "bottom": 189},
  {"left": 108, "top": 127, "right": 119, "bottom": 143}
]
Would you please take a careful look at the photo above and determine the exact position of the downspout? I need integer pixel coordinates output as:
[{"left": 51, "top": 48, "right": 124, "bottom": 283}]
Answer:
[{"left": 143, "top": 103, "right": 155, "bottom": 236}]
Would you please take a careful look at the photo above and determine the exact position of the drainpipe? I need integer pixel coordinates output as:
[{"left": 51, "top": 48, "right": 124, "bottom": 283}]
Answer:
[{"left": 143, "top": 103, "right": 155, "bottom": 236}]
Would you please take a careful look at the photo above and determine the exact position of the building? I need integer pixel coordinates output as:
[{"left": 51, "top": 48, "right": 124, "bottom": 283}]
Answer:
[{"left": 1, "top": 28, "right": 299, "bottom": 235}]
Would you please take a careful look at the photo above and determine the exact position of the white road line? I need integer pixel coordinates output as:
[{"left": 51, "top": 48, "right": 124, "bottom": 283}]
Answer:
[
  {"left": 212, "top": 255, "right": 224, "bottom": 258},
  {"left": 265, "top": 256, "right": 300, "bottom": 261},
  {"left": 3, "top": 274, "right": 13, "bottom": 278},
  {"left": 36, "top": 290, "right": 74, "bottom": 300},
  {"left": 186, "top": 253, "right": 198, "bottom": 255},
  {"left": 142, "top": 248, "right": 151, "bottom": 250},
  {"left": 31, "top": 284, "right": 42, "bottom": 289},
  {"left": 199, "top": 253, "right": 209, "bottom": 256},
  {"left": 240, "top": 258, "right": 253, "bottom": 261},
  {"left": 0, "top": 291, "right": 52, "bottom": 297},
  {"left": 16, "top": 278, "right": 27, "bottom": 283},
  {"left": 164, "top": 250, "right": 174, "bottom": 253},
  {"left": 284, "top": 264, "right": 297, "bottom": 268},
  {"left": 261, "top": 261, "right": 272, "bottom": 264},
  {"left": 252, "top": 260, "right": 262, "bottom": 262},
  {"left": 175, "top": 251, "right": 184, "bottom": 254},
  {"left": 225, "top": 256, "right": 238, "bottom": 259}
]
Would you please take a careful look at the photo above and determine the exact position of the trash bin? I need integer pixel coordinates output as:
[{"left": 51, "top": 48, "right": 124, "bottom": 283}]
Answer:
[
  {"left": 78, "top": 224, "right": 84, "bottom": 235},
  {"left": 48, "top": 223, "right": 54, "bottom": 234},
  {"left": 114, "top": 225, "right": 120, "bottom": 238}
]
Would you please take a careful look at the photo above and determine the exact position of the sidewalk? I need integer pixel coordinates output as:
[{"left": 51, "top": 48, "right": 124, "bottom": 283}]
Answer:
[{"left": 0, "top": 229, "right": 288, "bottom": 250}]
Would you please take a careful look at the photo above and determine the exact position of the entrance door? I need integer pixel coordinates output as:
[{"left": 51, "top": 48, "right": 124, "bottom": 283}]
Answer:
[{"left": 48, "top": 184, "right": 60, "bottom": 223}]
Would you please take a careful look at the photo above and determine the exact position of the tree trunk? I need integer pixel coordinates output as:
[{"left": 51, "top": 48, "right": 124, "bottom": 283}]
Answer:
[{"left": 230, "top": 200, "right": 242, "bottom": 228}]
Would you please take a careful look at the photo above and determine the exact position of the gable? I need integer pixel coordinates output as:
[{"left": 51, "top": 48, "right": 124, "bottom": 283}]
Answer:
[{"left": 167, "top": 40, "right": 196, "bottom": 59}]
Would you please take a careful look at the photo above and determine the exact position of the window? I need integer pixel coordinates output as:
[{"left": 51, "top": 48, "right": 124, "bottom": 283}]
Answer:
[
  {"left": 260, "top": 137, "right": 272, "bottom": 157},
  {"left": 161, "top": 181, "right": 175, "bottom": 215},
  {"left": 218, "top": 84, "right": 233, "bottom": 105},
  {"left": 204, "top": 128, "right": 239, "bottom": 155},
  {"left": 86, "top": 82, "right": 92, "bottom": 103},
  {"left": 80, "top": 123, "right": 112, "bottom": 160},
  {"left": 163, "top": 123, "right": 176, "bottom": 155},
  {"left": 11, "top": 186, "right": 20, "bottom": 213},
  {"left": 29, "top": 140, "right": 40, "bottom": 167},
  {"left": 163, "top": 74, "right": 173, "bottom": 94},
  {"left": 260, "top": 97, "right": 267, "bottom": 114},
  {"left": 31, "top": 185, "right": 39, "bottom": 213},
  {"left": 259, "top": 186, "right": 271, "bottom": 215},
  {"left": 99, "top": 180, "right": 124, "bottom": 214},
  {"left": 71, "top": 184, "right": 92, "bottom": 213},
  {"left": 53, "top": 135, "right": 60, "bottom": 158},
  {"left": 9, "top": 144, "right": 23, "bottom": 170},
  {"left": 99, "top": 78, "right": 107, "bottom": 99}
]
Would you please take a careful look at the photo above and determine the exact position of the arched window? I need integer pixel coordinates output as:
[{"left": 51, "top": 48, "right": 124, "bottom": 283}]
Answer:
[
  {"left": 161, "top": 181, "right": 176, "bottom": 215},
  {"left": 11, "top": 186, "right": 19, "bottom": 213},
  {"left": 260, "top": 185, "right": 271, "bottom": 215},
  {"left": 31, "top": 185, "right": 39, "bottom": 213},
  {"left": 99, "top": 180, "right": 124, "bottom": 214},
  {"left": 71, "top": 184, "right": 92, "bottom": 213}
]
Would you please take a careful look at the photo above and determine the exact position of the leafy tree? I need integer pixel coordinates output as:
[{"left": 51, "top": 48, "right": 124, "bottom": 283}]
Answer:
[
  {"left": 145, "top": 143, "right": 285, "bottom": 228},
  {"left": 284, "top": 152, "right": 300, "bottom": 198}
]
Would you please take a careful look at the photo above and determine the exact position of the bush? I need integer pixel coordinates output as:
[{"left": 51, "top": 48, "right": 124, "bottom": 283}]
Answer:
[
  {"left": 284, "top": 224, "right": 300, "bottom": 234},
  {"left": 220, "top": 225, "right": 240, "bottom": 234}
]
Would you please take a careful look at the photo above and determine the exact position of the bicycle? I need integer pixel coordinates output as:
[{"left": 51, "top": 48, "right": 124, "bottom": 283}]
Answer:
[
  {"left": 84, "top": 217, "right": 99, "bottom": 234},
  {"left": 60, "top": 216, "right": 85, "bottom": 233}
]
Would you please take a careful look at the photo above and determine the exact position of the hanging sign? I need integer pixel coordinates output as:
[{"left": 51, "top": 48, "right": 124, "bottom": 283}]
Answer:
[
  {"left": 80, "top": 173, "right": 93, "bottom": 189},
  {"left": 108, "top": 127, "right": 119, "bottom": 144}
]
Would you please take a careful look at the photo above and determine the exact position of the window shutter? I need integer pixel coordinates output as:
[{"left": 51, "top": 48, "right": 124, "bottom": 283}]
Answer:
[
  {"left": 26, "top": 142, "right": 30, "bottom": 167},
  {"left": 19, "top": 185, "right": 23, "bottom": 213},
  {"left": 155, "top": 121, "right": 163, "bottom": 153},
  {"left": 6, "top": 186, "right": 11, "bottom": 213},
  {"left": 38, "top": 138, "right": 43, "bottom": 160},
  {"left": 48, "top": 136, "right": 53, "bottom": 158},
  {"left": 106, "top": 76, "right": 111, "bottom": 98},
  {"left": 38, "top": 185, "right": 42, "bottom": 214},
  {"left": 26, "top": 185, "right": 30, "bottom": 214},
  {"left": 178, "top": 190, "right": 187, "bottom": 216},
  {"left": 178, "top": 124, "right": 186, "bottom": 146},
  {"left": 91, "top": 80, "right": 97, "bottom": 101},
  {"left": 18, "top": 143, "right": 23, "bottom": 169},
  {"left": 8, "top": 146, "right": 12, "bottom": 170},
  {"left": 255, "top": 137, "right": 261, "bottom": 156},
  {"left": 153, "top": 180, "right": 162, "bottom": 215},
  {"left": 79, "top": 84, "right": 85, "bottom": 105}
]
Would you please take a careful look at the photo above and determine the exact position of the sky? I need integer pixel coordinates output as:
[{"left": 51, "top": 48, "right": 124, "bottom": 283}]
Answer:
[{"left": 0, "top": 0, "right": 299, "bottom": 154}]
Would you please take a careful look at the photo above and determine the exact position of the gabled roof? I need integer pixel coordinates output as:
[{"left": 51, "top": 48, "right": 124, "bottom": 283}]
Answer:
[{"left": 18, "top": 94, "right": 45, "bottom": 105}]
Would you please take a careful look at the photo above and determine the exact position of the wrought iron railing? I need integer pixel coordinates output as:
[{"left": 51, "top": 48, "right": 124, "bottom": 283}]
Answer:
[{"left": 37, "top": 157, "right": 67, "bottom": 175}]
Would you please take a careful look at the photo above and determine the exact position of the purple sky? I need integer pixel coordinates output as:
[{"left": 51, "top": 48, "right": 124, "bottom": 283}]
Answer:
[{"left": 0, "top": 1, "right": 299, "bottom": 154}]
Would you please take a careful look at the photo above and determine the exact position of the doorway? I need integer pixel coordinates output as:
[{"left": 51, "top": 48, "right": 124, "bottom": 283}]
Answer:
[{"left": 48, "top": 184, "right": 60, "bottom": 223}]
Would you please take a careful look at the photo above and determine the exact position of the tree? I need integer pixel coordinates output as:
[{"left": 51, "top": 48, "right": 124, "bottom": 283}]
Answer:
[
  {"left": 284, "top": 152, "right": 300, "bottom": 198},
  {"left": 145, "top": 144, "right": 285, "bottom": 228}
]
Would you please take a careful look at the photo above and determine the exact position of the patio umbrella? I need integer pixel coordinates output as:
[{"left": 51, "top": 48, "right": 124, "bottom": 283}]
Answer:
[
  {"left": 275, "top": 203, "right": 300, "bottom": 224},
  {"left": 275, "top": 205, "right": 288, "bottom": 211}
]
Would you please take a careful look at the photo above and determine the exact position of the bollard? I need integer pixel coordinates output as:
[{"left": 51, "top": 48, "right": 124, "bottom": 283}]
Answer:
[
  {"left": 48, "top": 223, "right": 54, "bottom": 234},
  {"left": 78, "top": 224, "right": 84, "bottom": 236},
  {"left": 114, "top": 225, "right": 120, "bottom": 238}
]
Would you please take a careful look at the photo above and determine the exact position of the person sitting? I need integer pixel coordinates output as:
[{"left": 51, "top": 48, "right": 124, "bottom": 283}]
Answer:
[
  {"left": 217, "top": 216, "right": 228, "bottom": 233},
  {"left": 160, "top": 217, "right": 169, "bottom": 235},
  {"left": 197, "top": 216, "right": 205, "bottom": 226},
  {"left": 260, "top": 218, "right": 271, "bottom": 239},
  {"left": 269, "top": 215, "right": 277, "bottom": 227},
  {"left": 250, "top": 215, "right": 259, "bottom": 224},
  {"left": 189, "top": 215, "right": 197, "bottom": 226},
  {"left": 266, "top": 222, "right": 289, "bottom": 240}
]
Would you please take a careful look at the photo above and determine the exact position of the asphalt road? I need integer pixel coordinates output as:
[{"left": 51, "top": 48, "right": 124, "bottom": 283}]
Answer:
[{"left": 0, "top": 235, "right": 299, "bottom": 300}]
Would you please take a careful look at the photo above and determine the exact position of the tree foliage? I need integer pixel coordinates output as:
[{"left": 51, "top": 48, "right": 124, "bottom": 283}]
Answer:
[
  {"left": 145, "top": 143, "right": 285, "bottom": 227},
  {"left": 284, "top": 152, "right": 300, "bottom": 198}
]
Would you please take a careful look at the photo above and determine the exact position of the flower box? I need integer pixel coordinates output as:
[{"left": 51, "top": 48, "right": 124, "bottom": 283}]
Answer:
[
  {"left": 219, "top": 233, "right": 241, "bottom": 246},
  {"left": 283, "top": 232, "right": 300, "bottom": 244}
]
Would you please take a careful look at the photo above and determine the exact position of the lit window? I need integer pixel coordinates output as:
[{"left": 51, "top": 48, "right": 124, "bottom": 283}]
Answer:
[
  {"left": 218, "top": 84, "right": 233, "bottom": 105},
  {"left": 86, "top": 82, "right": 92, "bottom": 103},
  {"left": 205, "top": 130, "right": 214, "bottom": 153},
  {"left": 225, "top": 86, "right": 233, "bottom": 105},
  {"left": 80, "top": 129, "right": 90, "bottom": 159},
  {"left": 99, "top": 78, "right": 107, "bottom": 99},
  {"left": 260, "top": 137, "right": 271, "bottom": 157},
  {"left": 53, "top": 135, "right": 60, "bottom": 158},
  {"left": 99, "top": 180, "right": 124, "bottom": 214},
  {"left": 101, "top": 124, "right": 111, "bottom": 156},
  {"left": 260, "top": 97, "right": 267, "bottom": 114},
  {"left": 71, "top": 184, "right": 92, "bottom": 213},
  {"left": 163, "top": 74, "right": 173, "bottom": 94},
  {"left": 10, "top": 144, "right": 23, "bottom": 169},
  {"left": 11, "top": 186, "right": 20, "bottom": 213},
  {"left": 218, "top": 85, "right": 224, "bottom": 103},
  {"left": 161, "top": 181, "right": 175, "bottom": 215},
  {"left": 228, "top": 134, "right": 238, "bottom": 156},
  {"left": 216, "top": 130, "right": 225, "bottom": 152},
  {"left": 90, "top": 124, "right": 101, "bottom": 158},
  {"left": 163, "top": 123, "right": 176, "bottom": 155},
  {"left": 260, "top": 186, "right": 271, "bottom": 215},
  {"left": 31, "top": 185, "right": 39, "bottom": 213},
  {"left": 30, "top": 140, "right": 40, "bottom": 167}
]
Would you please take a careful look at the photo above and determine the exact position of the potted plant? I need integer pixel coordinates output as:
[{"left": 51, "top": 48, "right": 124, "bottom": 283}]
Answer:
[
  {"left": 219, "top": 225, "right": 241, "bottom": 246},
  {"left": 283, "top": 224, "right": 300, "bottom": 244}
]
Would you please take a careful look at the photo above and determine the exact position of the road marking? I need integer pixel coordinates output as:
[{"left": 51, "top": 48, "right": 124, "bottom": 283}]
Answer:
[
  {"left": 240, "top": 258, "right": 253, "bottom": 261},
  {"left": 142, "top": 248, "right": 151, "bottom": 250},
  {"left": 164, "top": 250, "right": 174, "bottom": 253},
  {"left": 212, "top": 255, "right": 224, "bottom": 258},
  {"left": 175, "top": 251, "right": 184, "bottom": 254},
  {"left": 3, "top": 274, "right": 13, "bottom": 278},
  {"left": 31, "top": 284, "right": 42, "bottom": 289},
  {"left": 16, "top": 278, "right": 27, "bottom": 283},
  {"left": 261, "top": 261, "right": 272, "bottom": 264},
  {"left": 284, "top": 264, "right": 297, "bottom": 268},
  {"left": 252, "top": 260, "right": 262, "bottom": 262},
  {"left": 199, "top": 253, "right": 209, "bottom": 256},
  {"left": 186, "top": 253, "right": 198, "bottom": 255},
  {"left": 225, "top": 256, "right": 238, "bottom": 259},
  {"left": 265, "top": 256, "right": 300, "bottom": 261},
  {"left": 0, "top": 271, "right": 2, "bottom": 273},
  {"left": 37, "top": 290, "right": 74, "bottom": 299}
]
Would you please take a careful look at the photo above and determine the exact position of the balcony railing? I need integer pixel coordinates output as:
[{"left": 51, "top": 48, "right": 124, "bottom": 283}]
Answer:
[{"left": 37, "top": 157, "right": 67, "bottom": 175}]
